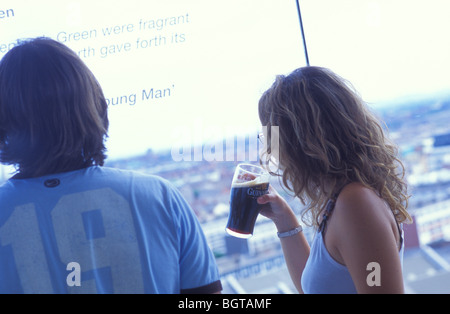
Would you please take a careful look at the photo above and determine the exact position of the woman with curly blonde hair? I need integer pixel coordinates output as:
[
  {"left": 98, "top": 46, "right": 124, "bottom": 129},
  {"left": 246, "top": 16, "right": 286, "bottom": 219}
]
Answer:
[{"left": 257, "top": 66, "right": 411, "bottom": 293}]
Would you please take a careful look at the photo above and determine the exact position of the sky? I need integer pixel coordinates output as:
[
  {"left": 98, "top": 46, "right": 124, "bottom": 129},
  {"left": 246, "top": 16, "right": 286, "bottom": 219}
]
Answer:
[
  {"left": 301, "top": 0, "right": 450, "bottom": 104},
  {"left": 1, "top": 0, "right": 449, "bottom": 159}
]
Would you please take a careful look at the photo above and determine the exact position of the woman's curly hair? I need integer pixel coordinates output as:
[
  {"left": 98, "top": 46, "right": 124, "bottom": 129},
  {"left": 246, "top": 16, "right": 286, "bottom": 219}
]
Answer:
[{"left": 259, "top": 66, "right": 411, "bottom": 228}]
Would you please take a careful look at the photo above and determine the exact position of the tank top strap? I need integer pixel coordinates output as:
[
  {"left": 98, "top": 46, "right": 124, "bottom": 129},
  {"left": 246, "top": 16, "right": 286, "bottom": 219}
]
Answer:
[
  {"left": 318, "top": 184, "right": 348, "bottom": 234},
  {"left": 318, "top": 193, "right": 338, "bottom": 234}
]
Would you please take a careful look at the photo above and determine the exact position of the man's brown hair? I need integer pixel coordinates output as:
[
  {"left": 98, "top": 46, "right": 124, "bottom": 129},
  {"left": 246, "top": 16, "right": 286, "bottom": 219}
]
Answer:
[{"left": 0, "top": 37, "right": 108, "bottom": 178}]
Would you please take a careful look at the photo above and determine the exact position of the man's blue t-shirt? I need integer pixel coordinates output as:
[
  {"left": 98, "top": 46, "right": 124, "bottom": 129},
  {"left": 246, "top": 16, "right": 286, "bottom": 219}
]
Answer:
[{"left": 0, "top": 166, "right": 221, "bottom": 293}]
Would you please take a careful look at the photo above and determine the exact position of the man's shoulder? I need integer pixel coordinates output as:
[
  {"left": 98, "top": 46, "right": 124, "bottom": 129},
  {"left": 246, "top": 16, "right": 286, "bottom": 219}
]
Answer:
[{"left": 90, "top": 166, "right": 170, "bottom": 187}]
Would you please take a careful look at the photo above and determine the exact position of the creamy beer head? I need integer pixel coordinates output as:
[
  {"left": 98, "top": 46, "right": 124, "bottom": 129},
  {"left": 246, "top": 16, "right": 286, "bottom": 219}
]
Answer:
[
  {"left": 226, "top": 164, "right": 270, "bottom": 238},
  {"left": 231, "top": 164, "right": 270, "bottom": 187}
]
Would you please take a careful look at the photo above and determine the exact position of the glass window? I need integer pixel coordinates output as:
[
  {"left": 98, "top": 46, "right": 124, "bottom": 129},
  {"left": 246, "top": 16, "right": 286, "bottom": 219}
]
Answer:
[{"left": 1, "top": 0, "right": 450, "bottom": 294}]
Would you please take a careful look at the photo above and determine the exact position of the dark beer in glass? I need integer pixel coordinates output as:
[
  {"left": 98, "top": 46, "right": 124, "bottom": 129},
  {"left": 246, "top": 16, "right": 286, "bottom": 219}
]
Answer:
[{"left": 226, "top": 164, "right": 269, "bottom": 238}]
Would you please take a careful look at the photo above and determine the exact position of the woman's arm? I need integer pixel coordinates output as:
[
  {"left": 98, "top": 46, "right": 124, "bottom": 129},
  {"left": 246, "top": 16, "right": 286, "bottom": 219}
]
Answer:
[
  {"left": 257, "top": 187, "right": 310, "bottom": 293},
  {"left": 330, "top": 184, "right": 404, "bottom": 293}
]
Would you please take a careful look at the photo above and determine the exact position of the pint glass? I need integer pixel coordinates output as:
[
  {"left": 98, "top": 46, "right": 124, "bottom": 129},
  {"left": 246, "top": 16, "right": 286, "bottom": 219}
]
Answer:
[{"left": 226, "top": 163, "right": 270, "bottom": 238}]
